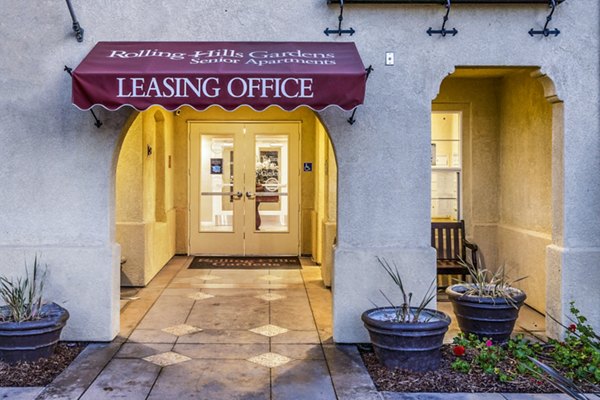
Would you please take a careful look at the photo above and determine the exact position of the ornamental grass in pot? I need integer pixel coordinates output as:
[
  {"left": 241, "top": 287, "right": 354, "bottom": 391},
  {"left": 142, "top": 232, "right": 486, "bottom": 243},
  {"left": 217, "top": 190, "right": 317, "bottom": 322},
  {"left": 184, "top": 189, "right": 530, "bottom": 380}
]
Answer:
[
  {"left": 0, "top": 256, "right": 69, "bottom": 364},
  {"left": 446, "top": 257, "right": 526, "bottom": 344},
  {"left": 361, "top": 258, "right": 451, "bottom": 372}
]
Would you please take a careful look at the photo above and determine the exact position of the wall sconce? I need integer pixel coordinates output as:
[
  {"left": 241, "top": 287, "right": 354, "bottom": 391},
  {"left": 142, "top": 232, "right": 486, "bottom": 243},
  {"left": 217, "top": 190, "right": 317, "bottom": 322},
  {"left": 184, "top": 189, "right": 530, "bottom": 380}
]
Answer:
[{"left": 65, "top": 0, "right": 84, "bottom": 42}]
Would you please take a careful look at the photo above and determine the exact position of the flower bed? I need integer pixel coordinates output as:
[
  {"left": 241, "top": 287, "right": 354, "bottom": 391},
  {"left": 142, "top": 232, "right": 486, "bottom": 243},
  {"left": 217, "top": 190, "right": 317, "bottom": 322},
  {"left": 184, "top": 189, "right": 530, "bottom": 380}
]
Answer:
[
  {"left": 0, "top": 342, "right": 85, "bottom": 387},
  {"left": 360, "top": 303, "right": 599, "bottom": 394}
]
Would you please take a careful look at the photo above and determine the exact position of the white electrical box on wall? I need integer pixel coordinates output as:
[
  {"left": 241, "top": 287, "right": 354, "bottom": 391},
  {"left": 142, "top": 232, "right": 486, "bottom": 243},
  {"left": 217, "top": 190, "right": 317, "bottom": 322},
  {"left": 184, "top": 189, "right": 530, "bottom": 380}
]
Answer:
[{"left": 385, "top": 52, "right": 394, "bottom": 66}]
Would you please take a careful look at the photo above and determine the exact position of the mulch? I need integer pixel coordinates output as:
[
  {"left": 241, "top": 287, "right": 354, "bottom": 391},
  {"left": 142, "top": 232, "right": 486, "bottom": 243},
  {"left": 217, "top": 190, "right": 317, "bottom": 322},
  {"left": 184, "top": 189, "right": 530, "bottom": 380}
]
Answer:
[
  {"left": 0, "top": 342, "right": 85, "bottom": 387},
  {"left": 360, "top": 344, "right": 594, "bottom": 393}
]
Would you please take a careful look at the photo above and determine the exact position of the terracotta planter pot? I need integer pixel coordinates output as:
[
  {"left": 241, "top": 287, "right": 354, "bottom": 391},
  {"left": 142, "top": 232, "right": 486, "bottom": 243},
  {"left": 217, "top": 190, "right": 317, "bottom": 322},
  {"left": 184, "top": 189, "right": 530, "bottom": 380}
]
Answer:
[
  {"left": 446, "top": 284, "right": 526, "bottom": 343},
  {"left": 0, "top": 303, "right": 69, "bottom": 364},
  {"left": 361, "top": 307, "right": 451, "bottom": 372}
]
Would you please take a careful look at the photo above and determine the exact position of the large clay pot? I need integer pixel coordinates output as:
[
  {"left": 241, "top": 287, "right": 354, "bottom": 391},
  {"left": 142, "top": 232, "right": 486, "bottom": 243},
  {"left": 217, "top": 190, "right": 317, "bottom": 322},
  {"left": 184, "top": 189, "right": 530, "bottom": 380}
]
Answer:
[
  {"left": 446, "top": 284, "right": 526, "bottom": 343},
  {"left": 0, "top": 302, "right": 70, "bottom": 364},
  {"left": 361, "top": 307, "right": 450, "bottom": 372}
]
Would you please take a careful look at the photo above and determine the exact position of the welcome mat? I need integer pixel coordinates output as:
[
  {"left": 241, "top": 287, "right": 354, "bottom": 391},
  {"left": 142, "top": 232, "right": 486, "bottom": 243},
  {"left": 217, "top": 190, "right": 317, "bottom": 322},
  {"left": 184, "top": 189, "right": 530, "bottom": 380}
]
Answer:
[{"left": 189, "top": 256, "right": 301, "bottom": 270}]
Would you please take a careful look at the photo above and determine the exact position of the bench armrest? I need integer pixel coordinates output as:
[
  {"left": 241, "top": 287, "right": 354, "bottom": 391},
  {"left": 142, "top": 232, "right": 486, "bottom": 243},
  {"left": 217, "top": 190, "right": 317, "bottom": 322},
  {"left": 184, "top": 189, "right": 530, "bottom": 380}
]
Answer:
[
  {"left": 463, "top": 239, "right": 478, "bottom": 252},
  {"left": 463, "top": 238, "right": 479, "bottom": 269}
]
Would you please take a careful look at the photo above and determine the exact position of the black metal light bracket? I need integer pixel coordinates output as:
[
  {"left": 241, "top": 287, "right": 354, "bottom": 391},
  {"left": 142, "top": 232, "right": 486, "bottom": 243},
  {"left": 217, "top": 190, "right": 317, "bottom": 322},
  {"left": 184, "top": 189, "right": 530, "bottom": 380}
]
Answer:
[
  {"left": 64, "top": 66, "right": 103, "bottom": 128},
  {"left": 347, "top": 65, "right": 374, "bottom": 125},
  {"left": 528, "top": 0, "right": 560, "bottom": 37},
  {"left": 325, "top": 0, "right": 356, "bottom": 36},
  {"left": 65, "top": 0, "right": 84, "bottom": 42},
  {"left": 427, "top": 0, "right": 458, "bottom": 37}
]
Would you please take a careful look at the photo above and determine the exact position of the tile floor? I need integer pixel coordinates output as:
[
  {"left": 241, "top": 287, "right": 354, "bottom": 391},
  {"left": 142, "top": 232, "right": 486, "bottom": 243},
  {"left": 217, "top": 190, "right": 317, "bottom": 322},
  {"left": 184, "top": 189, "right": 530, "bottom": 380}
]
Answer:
[
  {"left": 63, "top": 256, "right": 546, "bottom": 399},
  {"left": 81, "top": 257, "right": 340, "bottom": 399}
]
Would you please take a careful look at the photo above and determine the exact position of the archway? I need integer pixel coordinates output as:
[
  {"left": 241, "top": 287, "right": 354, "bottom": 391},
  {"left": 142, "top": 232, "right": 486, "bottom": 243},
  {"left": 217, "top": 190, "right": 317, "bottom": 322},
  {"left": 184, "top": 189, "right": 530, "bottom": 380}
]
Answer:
[
  {"left": 113, "top": 105, "right": 339, "bottom": 338},
  {"left": 431, "top": 67, "right": 564, "bottom": 338}
]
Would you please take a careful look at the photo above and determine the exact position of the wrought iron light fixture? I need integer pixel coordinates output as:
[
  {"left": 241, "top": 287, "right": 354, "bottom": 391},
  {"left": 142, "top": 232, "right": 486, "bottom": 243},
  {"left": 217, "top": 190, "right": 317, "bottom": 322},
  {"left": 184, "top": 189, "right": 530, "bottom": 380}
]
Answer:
[
  {"left": 427, "top": 0, "right": 457, "bottom": 37},
  {"left": 328, "top": 1, "right": 563, "bottom": 3},
  {"left": 325, "top": 0, "right": 356, "bottom": 36},
  {"left": 326, "top": 0, "right": 564, "bottom": 38},
  {"left": 529, "top": 0, "right": 560, "bottom": 36}
]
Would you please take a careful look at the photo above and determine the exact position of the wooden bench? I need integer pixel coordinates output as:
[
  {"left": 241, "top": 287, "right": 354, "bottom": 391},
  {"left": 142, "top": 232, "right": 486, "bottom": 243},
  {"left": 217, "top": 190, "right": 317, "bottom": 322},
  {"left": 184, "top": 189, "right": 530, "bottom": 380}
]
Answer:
[{"left": 431, "top": 220, "right": 479, "bottom": 282}]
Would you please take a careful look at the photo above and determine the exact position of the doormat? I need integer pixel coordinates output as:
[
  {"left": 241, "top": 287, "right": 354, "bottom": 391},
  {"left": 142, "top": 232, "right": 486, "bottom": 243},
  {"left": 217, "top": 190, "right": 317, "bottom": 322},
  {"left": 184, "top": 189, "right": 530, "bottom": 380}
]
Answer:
[{"left": 189, "top": 256, "right": 301, "bottom": 270}]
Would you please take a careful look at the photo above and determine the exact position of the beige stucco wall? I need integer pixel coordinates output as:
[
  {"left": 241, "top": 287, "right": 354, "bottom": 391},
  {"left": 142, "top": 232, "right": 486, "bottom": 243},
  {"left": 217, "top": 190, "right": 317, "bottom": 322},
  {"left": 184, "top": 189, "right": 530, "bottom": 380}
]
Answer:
[
  {"left": 172, "top": 106, "right": 317, "bottom": 256},
  {"left": 116, "top": 108, "right": 177, "bottom": 286},
  {"left": 1, "top": 1, "right": 599, "bottom": 341},
  {"left": 497, "top": 72, "right": 552, "bottom": 313}
]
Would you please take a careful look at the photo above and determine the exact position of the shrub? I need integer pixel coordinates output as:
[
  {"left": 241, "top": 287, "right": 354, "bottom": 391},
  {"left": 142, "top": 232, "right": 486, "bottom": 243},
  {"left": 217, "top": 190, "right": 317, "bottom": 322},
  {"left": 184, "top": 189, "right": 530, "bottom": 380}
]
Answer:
[{"left": 0, "top": 255, "right": 47, "bottom": 323}]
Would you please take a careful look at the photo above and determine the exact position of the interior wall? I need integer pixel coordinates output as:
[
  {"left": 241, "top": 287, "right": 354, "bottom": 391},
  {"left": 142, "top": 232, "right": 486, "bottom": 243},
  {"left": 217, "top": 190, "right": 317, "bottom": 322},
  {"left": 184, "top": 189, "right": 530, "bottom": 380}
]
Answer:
[
  {"left": 116, "top": 115, "right": 144, "bottom": 284},
  {"left": 497, "top": 72, "right": 552, "bottom": 312},
  {"left": 313, "top": 121, "right": 327, "bottom": 264},
  {"left": 116, "top": 107, "right": 176, "bottom": 286},
  {"left": 317, "top": 116, "right": 338, "bottom": 288},
  {"left": 173, "top": 106, "right": 317, "bottom": 255},
  {"left": 433, "top": 78, "right": 501, "bottom": 268}
]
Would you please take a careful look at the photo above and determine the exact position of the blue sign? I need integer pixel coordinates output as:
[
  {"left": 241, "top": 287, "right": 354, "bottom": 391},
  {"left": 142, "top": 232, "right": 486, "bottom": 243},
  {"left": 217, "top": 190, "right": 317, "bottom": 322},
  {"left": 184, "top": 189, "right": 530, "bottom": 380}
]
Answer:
[{"left": 303, "top": 163, "right": 313, "bottom": 172}]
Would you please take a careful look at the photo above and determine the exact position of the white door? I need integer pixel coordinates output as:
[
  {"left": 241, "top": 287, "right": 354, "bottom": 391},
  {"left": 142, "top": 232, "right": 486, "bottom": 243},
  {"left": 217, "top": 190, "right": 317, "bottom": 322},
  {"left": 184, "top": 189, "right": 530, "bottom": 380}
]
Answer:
[{"left": 189, "top": 122, "right": 300, "bottom": 255}]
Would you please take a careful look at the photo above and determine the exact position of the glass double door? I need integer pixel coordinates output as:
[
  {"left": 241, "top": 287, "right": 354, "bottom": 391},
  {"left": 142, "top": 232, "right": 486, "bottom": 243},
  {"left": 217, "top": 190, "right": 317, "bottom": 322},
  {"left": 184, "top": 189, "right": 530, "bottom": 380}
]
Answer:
[{"left": 189, "top": 122, "right": 300, "bottom": 255}]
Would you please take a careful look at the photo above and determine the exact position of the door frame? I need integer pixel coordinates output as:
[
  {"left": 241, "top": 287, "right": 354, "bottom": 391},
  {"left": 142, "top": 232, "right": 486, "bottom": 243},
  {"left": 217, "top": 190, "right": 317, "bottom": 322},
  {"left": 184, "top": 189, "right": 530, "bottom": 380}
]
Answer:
[{"left": 187, "top": 120, "right": 302, "bottom": 256}]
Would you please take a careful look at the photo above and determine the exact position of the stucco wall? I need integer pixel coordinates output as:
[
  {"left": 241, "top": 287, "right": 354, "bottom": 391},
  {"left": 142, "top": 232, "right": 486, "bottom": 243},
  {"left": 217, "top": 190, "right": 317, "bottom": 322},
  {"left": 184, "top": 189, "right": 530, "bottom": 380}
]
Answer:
[
  {"left": 0, "top": 0, "right": 598, "bottom": 341},
  {"left": 497, "top": 72, "right": 552, "bottom": 313},
  {"left": 319, "top": 118, "right": 338, "bottom": 288},
  {"left": 115, "top": 114, "right": 145, "bottom": 285},
  {"left": 116, "top": 108, "right": 177, "bottom": 287}
]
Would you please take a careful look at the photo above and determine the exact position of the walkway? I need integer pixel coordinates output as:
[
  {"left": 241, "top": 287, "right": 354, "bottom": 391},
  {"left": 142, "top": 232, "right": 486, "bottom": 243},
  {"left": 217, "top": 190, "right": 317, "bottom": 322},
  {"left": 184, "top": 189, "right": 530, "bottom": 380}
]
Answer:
[
  {"left": 36, "top": 257, "right": 378, "bottom": 400},
  {"left": 30, "top": 256, "right": 552, "bottom": 400}
]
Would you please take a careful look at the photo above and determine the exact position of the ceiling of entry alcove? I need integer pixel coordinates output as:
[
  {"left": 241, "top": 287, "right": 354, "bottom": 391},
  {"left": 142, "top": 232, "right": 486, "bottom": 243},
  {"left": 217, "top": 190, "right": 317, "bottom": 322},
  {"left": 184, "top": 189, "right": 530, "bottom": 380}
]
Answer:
[{"left": 450, "top": 67, "right": 538, "bottom": 78}]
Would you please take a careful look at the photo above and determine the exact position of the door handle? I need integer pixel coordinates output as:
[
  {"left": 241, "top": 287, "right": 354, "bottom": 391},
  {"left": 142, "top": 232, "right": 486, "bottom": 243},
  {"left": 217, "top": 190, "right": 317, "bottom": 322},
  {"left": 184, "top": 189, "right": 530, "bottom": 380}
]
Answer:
[
  {"left": 232, "top": 191, "right": 243, "bottom": 200},
  {"left": 246, "top": 191, "right": 256, "bottom": 199}
]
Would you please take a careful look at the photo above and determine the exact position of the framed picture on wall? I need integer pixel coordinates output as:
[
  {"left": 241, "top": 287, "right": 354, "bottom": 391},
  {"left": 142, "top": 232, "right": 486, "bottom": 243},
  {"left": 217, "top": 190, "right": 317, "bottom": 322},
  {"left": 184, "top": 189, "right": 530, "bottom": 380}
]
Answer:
[
  {"left": 436, "top": 155, "right": 448, "bottom": 167},
  {"left": 210, "top": 158, "right": 223, "bottom": 174}
]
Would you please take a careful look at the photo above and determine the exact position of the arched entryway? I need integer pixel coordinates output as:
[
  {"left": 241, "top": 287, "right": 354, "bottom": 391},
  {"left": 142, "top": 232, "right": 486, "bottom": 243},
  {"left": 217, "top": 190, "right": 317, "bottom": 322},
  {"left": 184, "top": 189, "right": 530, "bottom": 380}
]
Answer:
[
  {"left": 113, "top": 105, "right": 339, "bottom": 322},
  {"left": 431, "top": 67, "right": 564, "bottom": 337}
]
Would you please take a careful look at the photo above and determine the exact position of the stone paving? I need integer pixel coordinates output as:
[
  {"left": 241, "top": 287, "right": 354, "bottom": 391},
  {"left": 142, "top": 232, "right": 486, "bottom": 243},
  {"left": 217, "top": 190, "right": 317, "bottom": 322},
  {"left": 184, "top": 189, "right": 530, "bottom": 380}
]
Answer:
[{"left": 2, "top": 256, "right": 569, "bottom": 399}]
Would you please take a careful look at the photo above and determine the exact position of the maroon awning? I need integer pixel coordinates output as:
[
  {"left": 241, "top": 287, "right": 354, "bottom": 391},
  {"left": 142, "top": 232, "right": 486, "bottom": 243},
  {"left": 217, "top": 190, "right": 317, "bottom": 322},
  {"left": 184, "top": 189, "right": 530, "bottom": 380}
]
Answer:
[{"left": 72, "top": 42, "right": 366, "bottom": 112}]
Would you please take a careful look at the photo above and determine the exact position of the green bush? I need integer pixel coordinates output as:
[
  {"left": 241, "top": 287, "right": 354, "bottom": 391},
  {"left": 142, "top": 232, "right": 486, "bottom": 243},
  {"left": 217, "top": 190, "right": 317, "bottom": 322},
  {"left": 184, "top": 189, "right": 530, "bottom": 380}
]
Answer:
[{"left": 450, "top": 303, "right": 599, "bottom": 386}]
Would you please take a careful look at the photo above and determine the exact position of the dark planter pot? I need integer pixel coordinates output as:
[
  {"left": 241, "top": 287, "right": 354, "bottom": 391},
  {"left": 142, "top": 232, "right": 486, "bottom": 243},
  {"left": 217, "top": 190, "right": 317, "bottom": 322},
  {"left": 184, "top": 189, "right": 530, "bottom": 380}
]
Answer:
[
  {"left": 361, "top": 307, "right": 450, "bottom": 372},
  {"left": 446, "top": 284, "right": 526, "bottom": 343},
  {"left": 0, "top": 303, "right": 69, "bottom": 364}
]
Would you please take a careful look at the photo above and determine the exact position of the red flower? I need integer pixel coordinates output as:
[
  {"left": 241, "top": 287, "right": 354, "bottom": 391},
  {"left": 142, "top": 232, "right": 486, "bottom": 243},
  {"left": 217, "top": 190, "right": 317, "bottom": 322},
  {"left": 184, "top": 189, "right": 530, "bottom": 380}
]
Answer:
[
  {"left": 453, "top": 345, "right": 466, "bottom": 356},
  {"left": 568, "top": 324, "right": 577, "bottom": 333}
]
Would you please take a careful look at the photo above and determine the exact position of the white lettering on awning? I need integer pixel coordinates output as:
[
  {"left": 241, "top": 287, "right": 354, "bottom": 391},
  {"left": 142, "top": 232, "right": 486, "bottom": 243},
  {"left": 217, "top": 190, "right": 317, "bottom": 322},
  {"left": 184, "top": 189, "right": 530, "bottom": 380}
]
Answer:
[{"left": 116, "top": 77, "right": 314, "bottom": 99}]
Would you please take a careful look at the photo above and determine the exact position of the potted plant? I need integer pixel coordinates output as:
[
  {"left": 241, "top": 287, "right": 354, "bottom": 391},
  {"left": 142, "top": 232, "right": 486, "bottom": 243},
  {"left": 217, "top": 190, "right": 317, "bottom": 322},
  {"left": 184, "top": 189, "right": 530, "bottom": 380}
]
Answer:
[
  {"left": 0, "top": 256, "right": 69, "bottom": 364},
  {"left": 361, "top": 258, "right": 451, "bottom": 372},
  {"left": 446, "top": 257, "right": 526, "bottom": 344}
]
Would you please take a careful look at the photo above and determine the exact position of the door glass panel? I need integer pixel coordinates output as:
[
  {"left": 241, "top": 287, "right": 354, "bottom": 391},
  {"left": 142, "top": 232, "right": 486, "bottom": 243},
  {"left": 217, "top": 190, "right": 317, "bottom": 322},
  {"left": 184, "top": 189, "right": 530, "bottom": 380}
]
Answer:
[
  {"left": 199, "top": 135, "right": 235, "bottom": 232},
  {"left": 431, "top": 170, "right": 459, "bottom": 221},
  {"left": 254, "top": 134, "right": 288, "bottom": 232}
]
